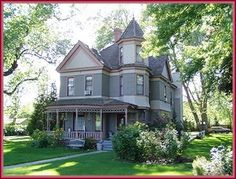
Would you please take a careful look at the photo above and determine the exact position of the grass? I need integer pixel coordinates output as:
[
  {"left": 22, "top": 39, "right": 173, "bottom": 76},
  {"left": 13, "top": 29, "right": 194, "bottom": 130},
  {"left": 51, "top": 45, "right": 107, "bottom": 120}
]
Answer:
[
  {"left": 4, "top": 136, "right": 90, "bottom": 166},
  {"left": 4, "top": 133, "right": 233, "bottom": 176},
  {"left": 4, "top": 152, "right": 193, "bottom": 176},
  {"left": 183, "top": 133, "right": 233, "bottom": 159}
]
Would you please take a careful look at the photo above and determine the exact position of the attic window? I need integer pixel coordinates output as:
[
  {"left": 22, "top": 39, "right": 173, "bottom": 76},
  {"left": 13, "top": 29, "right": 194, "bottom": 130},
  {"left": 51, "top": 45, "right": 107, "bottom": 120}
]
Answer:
[{"left": 119, "top": 46, "right": 123, "bottom": 64}]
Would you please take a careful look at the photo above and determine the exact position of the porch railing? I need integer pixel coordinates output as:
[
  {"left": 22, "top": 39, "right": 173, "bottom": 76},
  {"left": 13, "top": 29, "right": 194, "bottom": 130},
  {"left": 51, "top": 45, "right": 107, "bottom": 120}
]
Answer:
[{"left": 63, "top": 131, "right": 103, "bottom": 141}]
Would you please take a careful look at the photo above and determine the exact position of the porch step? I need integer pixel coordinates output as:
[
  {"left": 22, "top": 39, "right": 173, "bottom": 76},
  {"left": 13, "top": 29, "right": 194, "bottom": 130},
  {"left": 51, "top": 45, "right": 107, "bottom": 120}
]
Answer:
[{"left": 102, "top": 140, "right": 113, "bottom": 151}]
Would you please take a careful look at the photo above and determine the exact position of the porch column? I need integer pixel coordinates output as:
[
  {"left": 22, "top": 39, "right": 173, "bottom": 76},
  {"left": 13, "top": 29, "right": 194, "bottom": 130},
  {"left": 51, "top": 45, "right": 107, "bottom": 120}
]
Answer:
[
  {"left": 46, "top": 112, "right": 49, "bottom": 131},
  {"left": 100, "top": 109, "right": 103, "bottom": 130},
  {"left": 125, "top": 108, "right": 128, "bottom": 125},
  {"left": 75, "top": 108, "right": 78, "bottom": 132},
  {"left": 56, "top": 109, "right": 59, "bottom": 128},
  {"left": 100, "top": 109, "right": 103, "bottom": 140}
]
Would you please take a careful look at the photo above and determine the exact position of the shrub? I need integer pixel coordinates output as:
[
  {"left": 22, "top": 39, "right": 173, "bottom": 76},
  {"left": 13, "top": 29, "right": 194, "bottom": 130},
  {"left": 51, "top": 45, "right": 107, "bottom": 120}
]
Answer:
[
  {"left": 192, "top": 145, "right": 232, "bottom": 176},
  {"left": 84, "top": 137, "right": 96, "bottom": 150},
  {"left": 161, "top": 125, "right": 180, "bottom": 161},
  {"left": 31, "top": 129, "right": 51, "bottom": 148},
  {"left": 112, "top": 122, "right": 145, "bottom": 161},
  {"left": 137, "top": 130, "right": 163, "bottom": 162},
  {"left": 4, "top": 124, "right": 27, "bottom": 136},
  {"left": 50, "top": 128, "right": 64, "bottom": 147},
  {"left": 113, "top": 122, "right": 187, "bottom": 163}
]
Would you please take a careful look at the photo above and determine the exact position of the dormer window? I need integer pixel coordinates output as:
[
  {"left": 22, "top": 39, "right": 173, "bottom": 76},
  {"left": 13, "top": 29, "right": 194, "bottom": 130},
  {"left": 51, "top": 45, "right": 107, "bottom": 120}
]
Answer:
[
  {"left": 67, "top": 77, "right": 74, "bottom": 96},
  {"left": 119, "top": 46, "right": 123, "bottom": 64},
  {"left": 136, "top": 45, "right": 142, "bottom": 62}
]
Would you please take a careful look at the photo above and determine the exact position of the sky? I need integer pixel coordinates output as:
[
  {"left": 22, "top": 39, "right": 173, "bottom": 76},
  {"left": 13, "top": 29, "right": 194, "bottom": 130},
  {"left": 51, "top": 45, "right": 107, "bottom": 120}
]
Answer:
[{"left": 4, "top": 3, "right": 145, "bottom": 107}]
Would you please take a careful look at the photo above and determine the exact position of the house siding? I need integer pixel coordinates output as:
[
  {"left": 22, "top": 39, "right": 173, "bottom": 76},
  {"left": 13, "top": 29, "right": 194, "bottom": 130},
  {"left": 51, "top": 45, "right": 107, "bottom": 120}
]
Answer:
[{"left": 102, "top": 74, "right": 110, "bottom": 96}]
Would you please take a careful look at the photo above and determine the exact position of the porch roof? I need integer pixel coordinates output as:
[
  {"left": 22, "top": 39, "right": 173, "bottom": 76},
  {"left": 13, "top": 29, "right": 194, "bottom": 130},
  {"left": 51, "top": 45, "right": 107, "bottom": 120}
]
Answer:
[{"left": 46, "top": 98, "right": 136, "bottom": 113}]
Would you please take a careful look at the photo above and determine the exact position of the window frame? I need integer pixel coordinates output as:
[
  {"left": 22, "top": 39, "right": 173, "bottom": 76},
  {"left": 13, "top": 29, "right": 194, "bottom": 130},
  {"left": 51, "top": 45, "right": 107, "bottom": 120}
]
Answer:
[
  {"left": 136, "top": 45, "right": 143, "bottom": 63},
  {"left": 85, "top": 75, "right": 93, "bottom": 95},
  {"left": 119, "top": 46, "right": 123, "bottom": 64},
  {"left": 67, "top": 77, "right": 75, "bottom": 96},
  {"left": 164, "top": 85, "right": 167, "bottom": 102},
  {"left": 136, "top": 74, "right": 144, "bottom": 95},
  {"left": 120, "top": 75, "right": 123, "bottom": 96}
]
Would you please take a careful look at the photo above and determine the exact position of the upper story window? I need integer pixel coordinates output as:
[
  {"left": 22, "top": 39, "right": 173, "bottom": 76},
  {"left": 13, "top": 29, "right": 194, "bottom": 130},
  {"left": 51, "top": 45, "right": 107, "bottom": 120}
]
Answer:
[
  {"left": 120, "top": 75, "right": 123, "bottom": 96},
  {"left": 85, "top": 76, "right": 93, "bottom": 95},
  {"left": 136, "top": 45, "right": 142, "bottom": 62},
  {"left": 164, "top": 85, "right": 167, "bottom": 102},
  {"left": 119, "top": 46, "right": 123, "bottom": 64},
  {"left": 136, "top": 75, "right": 144, "bottom": 95},
  {"left": 67, "top": 77, "right": 74, "bottom": 96}
]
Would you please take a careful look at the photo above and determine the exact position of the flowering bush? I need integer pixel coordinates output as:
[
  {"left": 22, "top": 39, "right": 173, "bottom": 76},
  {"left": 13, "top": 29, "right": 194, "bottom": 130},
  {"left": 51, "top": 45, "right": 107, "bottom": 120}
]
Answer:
[
  {"left": 192, "top": 145, "right": 232, "bottom": 176},
  {"left": 5, "top": 124, "right": 27, "bottom": 136},
  {"left": 112, "top": 122, "right": 189, "bottom": 163}
]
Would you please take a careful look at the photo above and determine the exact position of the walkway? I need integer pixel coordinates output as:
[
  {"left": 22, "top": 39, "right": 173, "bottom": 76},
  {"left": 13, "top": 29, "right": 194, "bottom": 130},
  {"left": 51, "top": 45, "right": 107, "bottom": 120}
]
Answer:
[{"left": 4, "top": 150, "right": 107, "bottom": 170}]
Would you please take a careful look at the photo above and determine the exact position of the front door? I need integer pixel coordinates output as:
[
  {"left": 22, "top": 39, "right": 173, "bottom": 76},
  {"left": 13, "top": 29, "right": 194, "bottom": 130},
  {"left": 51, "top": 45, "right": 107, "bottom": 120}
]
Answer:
[{"left": 117, "top": 114, "right": 125, "bottom": 130}]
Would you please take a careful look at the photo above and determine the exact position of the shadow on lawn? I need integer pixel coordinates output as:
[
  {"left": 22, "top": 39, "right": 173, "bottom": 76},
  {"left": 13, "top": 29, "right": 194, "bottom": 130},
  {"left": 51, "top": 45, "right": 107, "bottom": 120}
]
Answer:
[{"left": 4, "top": 152, "right": 193, "bottom": 176}]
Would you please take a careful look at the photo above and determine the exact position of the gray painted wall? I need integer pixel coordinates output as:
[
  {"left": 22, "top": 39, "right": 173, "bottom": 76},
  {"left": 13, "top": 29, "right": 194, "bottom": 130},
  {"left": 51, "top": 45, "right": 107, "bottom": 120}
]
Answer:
[{"left": 60, "top": 72, "right": 149, "bottom": 98}]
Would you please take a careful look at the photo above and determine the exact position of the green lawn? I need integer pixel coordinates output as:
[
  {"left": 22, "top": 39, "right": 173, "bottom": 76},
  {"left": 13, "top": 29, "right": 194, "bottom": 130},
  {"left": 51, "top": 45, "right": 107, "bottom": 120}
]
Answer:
[
  {"left": 4, "top": 136, "right": 89, "bottom": 166},
  {"left": 183, "top": 133, "right": 233, "bottom": 159},
  {"left": 4, "top": 133, "right": 232, "bottom": 176}
]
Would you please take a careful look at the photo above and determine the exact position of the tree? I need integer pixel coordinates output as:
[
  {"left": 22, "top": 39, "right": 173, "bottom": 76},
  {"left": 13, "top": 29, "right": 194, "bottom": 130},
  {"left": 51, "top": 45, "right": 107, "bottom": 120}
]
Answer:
[
  {"left": 3, "top": 4, "right": 72, "bottom": 96},
  {"left": 27, "top": 83, "right": 57, "bottom": 135},
  {"left": 95, "top": 8, "right": 131, "bottom": 50},
  {"left": 142, "top": 4, "right": 232, "bottom": 131}
]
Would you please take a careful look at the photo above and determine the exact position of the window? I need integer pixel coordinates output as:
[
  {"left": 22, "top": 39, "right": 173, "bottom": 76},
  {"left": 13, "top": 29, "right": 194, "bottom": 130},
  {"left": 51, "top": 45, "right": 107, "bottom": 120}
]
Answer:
[
  {"left": 170, "top": 92, "right": 173, "bottom": 105},
  {"left": 120, "top": 75, "right": 123, "bottom": 96},
  {"left": 67, "top": 77, "right": 74, "bottom": 96},
  {"left": 119, "top": 46, "right": 123, "bottom": 64},
  {"left": 136, "top": 75, "right": 144, "bottom": 95},
  {"left": 75, "top": 114, "right": 85, "bottom": 131},
  {"left": 85, "top": 76, "right": 93, "bottom": 92},
  {"left": 136, "top": 45, "right": 142, "bottom": 62},
  {"left": 95, "top": 114, "right": 101, "bottom": 131},
  {"left": 164, "top": 85, "right": 167, "bottom": 102}
]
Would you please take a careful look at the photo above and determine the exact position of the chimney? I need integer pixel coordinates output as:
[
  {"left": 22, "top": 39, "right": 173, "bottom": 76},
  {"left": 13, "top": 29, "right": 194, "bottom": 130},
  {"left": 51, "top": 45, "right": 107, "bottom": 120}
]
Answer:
[{"left": 114, "top": 28, "right": 122, "bottom": 42}]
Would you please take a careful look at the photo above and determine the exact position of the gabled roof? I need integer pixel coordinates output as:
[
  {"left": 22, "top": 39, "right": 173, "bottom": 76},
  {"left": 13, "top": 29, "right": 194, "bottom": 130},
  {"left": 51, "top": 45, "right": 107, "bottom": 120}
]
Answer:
[
  {"left": 99, "top": 44, "right": 120, "bottom": 69},
  {"left": 148, "top": 55, "right": 172, "bottom": 81},
  {"left": 119, "top": 18, "right": 144, "bottom": 41},
  {"left": 56, "top": 40, "right": 104, "bottom": 72}
]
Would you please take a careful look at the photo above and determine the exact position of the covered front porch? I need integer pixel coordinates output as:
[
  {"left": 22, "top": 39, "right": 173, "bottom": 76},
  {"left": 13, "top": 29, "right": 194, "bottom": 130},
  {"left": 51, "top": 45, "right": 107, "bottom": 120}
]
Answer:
[{"left": 46, "top": 98, "right": 137, "bottom": 140}]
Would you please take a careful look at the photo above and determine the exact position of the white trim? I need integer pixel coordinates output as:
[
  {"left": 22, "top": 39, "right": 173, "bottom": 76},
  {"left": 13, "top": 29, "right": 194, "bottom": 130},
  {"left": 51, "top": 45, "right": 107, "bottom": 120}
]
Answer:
[{"left": 60, "top": 69, "right": 149, "bottom": 77}]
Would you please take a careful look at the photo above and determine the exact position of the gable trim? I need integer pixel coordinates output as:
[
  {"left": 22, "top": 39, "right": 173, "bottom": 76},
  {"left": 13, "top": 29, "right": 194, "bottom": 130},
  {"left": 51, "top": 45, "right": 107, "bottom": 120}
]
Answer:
[{"left": 56, "top": 41, "right": 103, "bottom": 72}]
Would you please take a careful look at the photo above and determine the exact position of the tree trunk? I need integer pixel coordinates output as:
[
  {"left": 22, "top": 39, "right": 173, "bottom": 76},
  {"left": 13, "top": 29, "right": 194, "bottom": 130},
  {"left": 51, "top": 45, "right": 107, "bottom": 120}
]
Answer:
[{"left": 183, "top": 82, "right": 202, "bottom": 130}]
